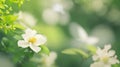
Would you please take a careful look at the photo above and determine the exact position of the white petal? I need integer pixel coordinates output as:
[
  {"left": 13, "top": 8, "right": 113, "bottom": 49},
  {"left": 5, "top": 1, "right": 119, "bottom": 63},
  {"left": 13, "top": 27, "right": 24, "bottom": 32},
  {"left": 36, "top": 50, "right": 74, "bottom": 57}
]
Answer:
[
  {"left": 104, "top": 64, "right": 111, "bottom": 67},
  {"left": 109, "top": 57, "right": 119, "bottom": 64},
  {"left": 30, "top": 45, "right": 41, "bottom": 53},
  {"left": 18, "top": 40, "right": 29, "bottom": 48},
  {"left": 90, "top": 62, "right": 105, "bottom": 67},
  {"left": 96, "top": 47, "right": 102, "bottom": 55},
  {"left": 22, "top": 29, "right": 37, "bottom": 41},
  {"left": 108, "top": 50, "right": 115, "bottom": 57},
  {"left": 25, "top": 28, "right": 37, "bottom": 36},
  {"left": 104, "top": 45, "right": 111, "bottom": 51},
  {"left": 34, "top": 34, "right": 47, "bottom": 46},
  {"left": 22, "top": 34, "right": 30, "bottom": 41},
  {"left": 93, "top": 55, "right": 99, "bottom": 61}
]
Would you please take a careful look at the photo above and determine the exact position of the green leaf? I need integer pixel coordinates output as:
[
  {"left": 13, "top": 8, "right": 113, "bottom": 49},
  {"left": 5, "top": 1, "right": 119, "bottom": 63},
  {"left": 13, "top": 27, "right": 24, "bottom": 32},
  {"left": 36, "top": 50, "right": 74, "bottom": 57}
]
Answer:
[
  {"left": 39, "top": 45, "right": 50, "bottom": 55},
  {"left": 112, "top": 64, "right": 120, "bottom": 67},
  {"left": 62, "top": 48, "right": 89, "bottom": 58},
  {"left": 0, "top": 3, "right": 5, "bottom": 9}
]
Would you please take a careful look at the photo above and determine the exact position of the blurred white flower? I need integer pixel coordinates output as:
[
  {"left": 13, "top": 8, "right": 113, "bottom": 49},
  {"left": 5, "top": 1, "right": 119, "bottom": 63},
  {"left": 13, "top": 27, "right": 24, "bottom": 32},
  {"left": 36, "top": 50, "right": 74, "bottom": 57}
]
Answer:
[
  {"left": 42, "top": 9, "right": 59, "bottom": 25},
  {"left": 17, "top": 11, "right": 37, "bottom": 28},
  {"left": 31, "top": 51, "right": 57, "bottom": 67},
  {"left": 43, "top": 52, "right": 57, "bottom": 67},
  {"left": 42, "top": 9, "right": 69, "bottom": 25},
  {"left": 69, "top": 23, "right": 99, "bottom": 46},
  {"left": 41, "top": 0, "right": 72, "bottom": 25},
  {"left": 18, "top": 29, "right": 47, "bottom": 53},
  {"left": 81, "top": 0, "right": 112, "bottom": 16},
  {"left": 40, "top": 0, "right": 73, "bottom": 11},
  {"left": 107, "top": 8, "right": 120, "bottom": 25},
  {"left": 92, "top": 25, "right": 115, "bottom": 46},
  {"left": 52, "top": 3, "right": 64, "bottom": 14},
  {"left": 90, "top": 62, "right": 111, "bottom": 67},
  {"left": 90, "top": 44, "right": 119, "bottom": 67}
]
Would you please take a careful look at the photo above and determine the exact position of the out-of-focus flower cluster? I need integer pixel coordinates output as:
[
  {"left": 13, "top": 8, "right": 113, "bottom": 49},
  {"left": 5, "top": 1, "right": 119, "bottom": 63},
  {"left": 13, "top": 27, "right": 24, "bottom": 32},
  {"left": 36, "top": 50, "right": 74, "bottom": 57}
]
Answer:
[{"left": 40, "top": 0, "right": 73, "bottom": 25}]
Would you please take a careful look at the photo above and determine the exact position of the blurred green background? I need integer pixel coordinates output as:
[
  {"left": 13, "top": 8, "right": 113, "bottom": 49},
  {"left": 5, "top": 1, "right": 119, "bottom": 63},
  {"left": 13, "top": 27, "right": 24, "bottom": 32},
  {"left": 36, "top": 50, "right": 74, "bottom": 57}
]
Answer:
[
  {"left": 20, "top": 0, "right": 120, "bottom": 67},
  {"left": 1, "top": 0, "right": 120, "bottom": 67}
]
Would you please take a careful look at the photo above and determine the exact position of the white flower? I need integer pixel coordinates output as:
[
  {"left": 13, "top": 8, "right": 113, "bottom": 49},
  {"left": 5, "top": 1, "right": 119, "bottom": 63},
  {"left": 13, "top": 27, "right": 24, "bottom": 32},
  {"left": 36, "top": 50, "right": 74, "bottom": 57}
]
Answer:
[
  {"left": 41, "top": 0, "right": 72, "bottom": 25},
  {"left": 92, "top": 25, "right": 115, "bottom": 45},
  {"left": 18, "top": 29, "right": 47, "bottom": 53},
  {"left": 69, "top": 23, "right": 99, "bottom": 45},
  {"left": 30, "top": 51, "right": 57, "bottom": 67},
  {"left": 90, "top": 44, "right": 119, "bottom": 67},
  {"left": 91, "top": 61, "right": 111, "bottom": 67},
  {"left": 42, "top": 52, "right": 57, "bottom": 67}
]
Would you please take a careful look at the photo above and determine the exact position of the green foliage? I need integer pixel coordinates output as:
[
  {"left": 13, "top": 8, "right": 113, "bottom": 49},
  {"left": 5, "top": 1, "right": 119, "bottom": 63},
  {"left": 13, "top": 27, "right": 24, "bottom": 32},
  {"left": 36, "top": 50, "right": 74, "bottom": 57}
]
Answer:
[
  {"left": 9, "top": 0, "right": 24, "bottom": 7},
  {"left": 0, "top": 0, "right": 24, "bottom": 32},
  {"left": 62, "top": 48, "right": 89, "bottom": 58},
  {"left": 0, "top": 0, "right": 50, "bottom": 65},
  {"left": 1, "top": 0, "right": 120, "bottom": 67}
]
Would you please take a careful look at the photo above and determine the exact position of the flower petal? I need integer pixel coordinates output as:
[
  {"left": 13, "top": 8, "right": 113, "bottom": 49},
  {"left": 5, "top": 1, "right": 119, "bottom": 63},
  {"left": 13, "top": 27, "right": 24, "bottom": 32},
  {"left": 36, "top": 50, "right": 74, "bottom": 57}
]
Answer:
[
  {"left": 109, "top": 57, "right": 119, "bottom": 64},
  {"left": 104, "top": 45, "right": 111, "bottom": 51},
  {"left": 25, "top": 28, "right": 37, "bottom": 36},
  {"left": 30, "top": 45, "right": 41, "bottom": 53},
  {"left": 108, "top": 50, "right": 115, "bottom": 57},
  {"left": 34, "top": 34, "right": 47, "bottom": 46},
  {"left": 90, "top": 62, "right": 105, "bottom": 67},
  {"left": 93, "top": 55, "right": 99, "bottom": 61},
  {"left": 22, "top": 29, "right": 37, "bottom": 41},
  {"left": 22, "top": 34, "right": 30, "bottom": 41},
  {"left": 18, "top": 40, "right": 29, "bottom": 48}
]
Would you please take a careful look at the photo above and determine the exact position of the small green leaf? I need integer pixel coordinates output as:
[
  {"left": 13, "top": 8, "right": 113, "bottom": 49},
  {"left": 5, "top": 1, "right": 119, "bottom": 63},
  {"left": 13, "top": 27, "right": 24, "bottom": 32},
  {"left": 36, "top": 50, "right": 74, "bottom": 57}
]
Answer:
[
  {"left": 62, "top": 48, "right": 77, "bottom": 55},
  {"left": 62, "top": 48, "right": 89, "bottom": 58},
  {"left": 87, "top": 45, "right": 97, "bottom": 54},
  {"left": 40, "top": 45, "right": 49, "bottom": 55}
]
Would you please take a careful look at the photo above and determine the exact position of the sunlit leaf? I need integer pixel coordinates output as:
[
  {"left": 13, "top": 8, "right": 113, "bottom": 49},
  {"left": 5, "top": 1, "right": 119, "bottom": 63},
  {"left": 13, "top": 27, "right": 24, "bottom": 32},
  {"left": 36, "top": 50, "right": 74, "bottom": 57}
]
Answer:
[
  {"left": 14, "top": 24, "right": 25, "bottom": 30},
  {"left": 87, "top": 45, "right": 97, "bottom": 54},
  {"left": 40, "top": 45, "right": 50, "bottom": 55}
]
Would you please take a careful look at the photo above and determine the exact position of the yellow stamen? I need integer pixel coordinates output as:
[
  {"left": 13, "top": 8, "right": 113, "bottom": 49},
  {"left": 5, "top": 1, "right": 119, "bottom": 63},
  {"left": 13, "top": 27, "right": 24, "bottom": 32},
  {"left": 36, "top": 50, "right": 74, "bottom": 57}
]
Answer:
[
  {"left": 101, "top": 56, "right": 109, "bottom": 63},
  {"left": 29, "top": 37, "right": 37, "bottom": 44}
]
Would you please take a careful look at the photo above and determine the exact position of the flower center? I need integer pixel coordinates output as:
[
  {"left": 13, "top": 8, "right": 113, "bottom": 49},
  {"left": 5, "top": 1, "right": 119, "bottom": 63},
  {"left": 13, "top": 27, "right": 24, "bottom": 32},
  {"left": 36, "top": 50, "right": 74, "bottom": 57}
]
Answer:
[
  {"left": 101, "top": 56, "right": 109, "bottom": 63},
  {"left": 28, "top": 37, "right": 37, "bottom": 44}
]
